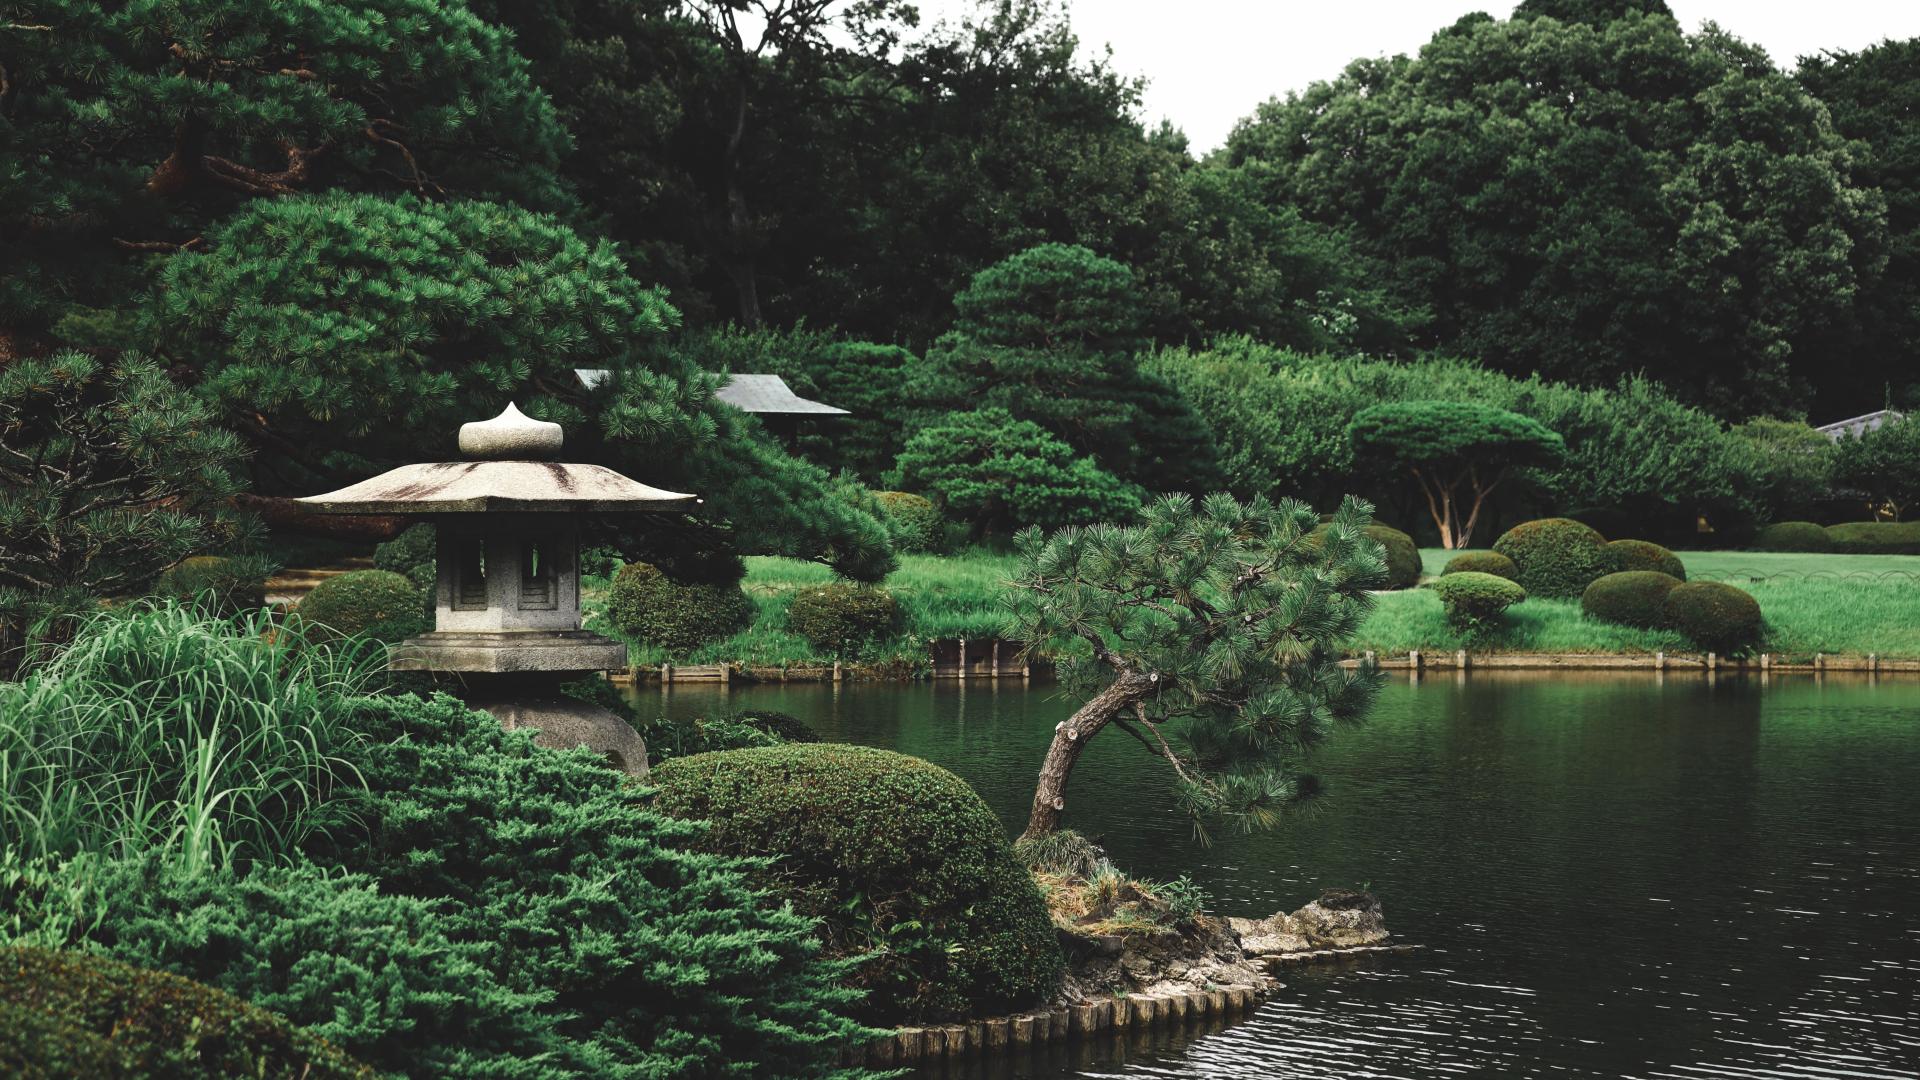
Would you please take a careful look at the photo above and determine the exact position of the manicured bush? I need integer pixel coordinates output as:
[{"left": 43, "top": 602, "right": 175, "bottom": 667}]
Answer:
[
  {"left": 1752, "top": 521, "right": 1832, "bottom": 552},
  {"left": 0, "top": 947, "right": 372, "bottom": 1079},
  {"left": 1582, "top": 571, "right": 1683, "bottom": 629},
  {"left": 785, "top": 582, "right": 901, "bottom": 656},
  {"left": 1442, "top": 550, "right": 1519, "bottom": 580},
  {"left": 605, "top": 561, "right": 752, "bottom": 655},
  {"left": 1663, "top": 582, "right": 1765, "bottom": 654},
  {"left": 874, "top": 491, "right": 942, "bottom": 553},
  {"left": 152, "top": 555, "right": 269, "bottom": 616},
  {"left": 372, "top": 523, "right": 435, "bottom": 576},
  {"left": 731, "top": 708, "right": 821, "bottom": 743},
  {"left": 1824, "top": 521, "right": 1920, "bottom": 555},
  {"left": 1312, "top": 523, "right": 1420, "bottom": 589},
  {"left": 651, "top": 744, "right": 1065, "bottom": 1024},
  {"left": 1606, "top": 539, "right": 1685, "bottom": 580},
  {"left": 295, "top": 569, "right": 429, "bottom": 645},
  {"left": 1493, "top": 518, "right": 1617, "bottom": 598},
  {"left": 1429, "top": 572, "right": 1527, "bottom": 632}
]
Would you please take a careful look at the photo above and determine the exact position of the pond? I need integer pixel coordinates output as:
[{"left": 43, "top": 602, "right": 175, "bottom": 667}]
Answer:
[{"left": 630, "top": 673, "right": 1920, "bottom": 1079}]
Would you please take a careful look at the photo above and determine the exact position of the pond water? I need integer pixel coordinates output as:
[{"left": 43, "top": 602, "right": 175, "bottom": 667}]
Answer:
[{"left": 630, "top": 673, "right": 1920, "bottom": 1079}]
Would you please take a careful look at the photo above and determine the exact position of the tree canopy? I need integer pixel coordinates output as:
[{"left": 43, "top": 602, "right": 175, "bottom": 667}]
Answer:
[{"left": 1348, "top": 401, "right": 1565, "bottom": 549}]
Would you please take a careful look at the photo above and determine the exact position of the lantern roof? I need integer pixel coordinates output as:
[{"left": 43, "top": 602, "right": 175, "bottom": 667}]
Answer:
[{"left": 296, "top": 403, "right": 697, "bottom": 515}]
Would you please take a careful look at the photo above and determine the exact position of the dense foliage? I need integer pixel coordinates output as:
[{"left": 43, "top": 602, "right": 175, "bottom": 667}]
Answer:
[
  {"left": 605, "top": 560, "right": 753, "bottom": 656},
  {"left": 1824, "top": 521, "right": 1920, "bottom": 555},
  {"left": 1582, "top": 571, "right": 1683, "bottom": 629},
  {"left": 892, "top": 408, "right": 1143, "bottom": 538},
  {"left": 1347, "top": 401, "right": 1563, "bottom": 549},
  {"left": 1430, "top": 572, "right": 1527, "bottom": 633},
  {"left": 1830, "top": 417, "right": 1920, "bottom": 521},
  {"left": 1606, "top": 540, "right": 1685, "bottom": 580},
  {"left": 150, "top": 557, "right": 271, "bottom": 618},
  {"left": 0, "top": 947, "right": 373, "bottom": 1079},
  {"left": 650, "top": 744, "right": 1064, "bottom": 1025},
  {"left": 873, "top": 492, "right": 943, "bottom": 554},
  {"left": 1493, "top": 518, "right": 1618, "bottom": 599},
  {"left": 295, "top": 569, "right": 430, "bottom": 646},
  {"left": 784, "top": 583, "right": 901, "bottom": 658},
  {"left": 1663, "top": 582, "right": 1765, "bottom": 654}
]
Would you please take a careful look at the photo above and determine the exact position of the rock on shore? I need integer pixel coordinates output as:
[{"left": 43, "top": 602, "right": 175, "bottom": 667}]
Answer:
[{"left": 1228, "top": 889, "right": 1390, "bottom": 957}]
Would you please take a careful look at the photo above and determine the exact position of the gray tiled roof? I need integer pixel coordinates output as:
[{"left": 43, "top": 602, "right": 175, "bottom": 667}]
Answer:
[
  {"left": 574, "top": 369, "right": 849, "bottom": 416},
  {"left": 1814, "top": 409, "right": 1905, "bottom": 441}
]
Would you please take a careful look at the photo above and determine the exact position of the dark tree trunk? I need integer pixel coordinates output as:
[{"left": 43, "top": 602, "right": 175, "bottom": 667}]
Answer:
[
  {"left": 1019, "top": 670, "right": 1154, "bottom": 841},
  {"left": 722, "top": 76, "right": 762, "bottom": 328}
]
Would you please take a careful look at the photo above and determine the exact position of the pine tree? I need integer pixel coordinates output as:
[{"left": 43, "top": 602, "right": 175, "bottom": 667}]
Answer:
[{"left": 1007, "top": 493, "right": 1385, "bottom": 841}]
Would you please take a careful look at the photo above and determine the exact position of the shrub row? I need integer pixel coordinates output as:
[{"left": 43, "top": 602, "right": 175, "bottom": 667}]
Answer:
[
  {"left": 1751, "top": 520, "right": 1920, "bottom": 554},
  {"left": 1581, "top": 572, "right": 1763, "bottom": 652}
]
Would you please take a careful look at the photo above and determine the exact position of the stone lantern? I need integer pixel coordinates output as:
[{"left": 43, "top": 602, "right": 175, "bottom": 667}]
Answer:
[{"left": 297, "top": 403, "right": 695, "bottom": 773}]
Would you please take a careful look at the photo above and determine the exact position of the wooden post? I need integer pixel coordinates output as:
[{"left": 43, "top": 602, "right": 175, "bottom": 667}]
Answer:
[
  {"left": 992, "top": 639, "right": 1001, "bottom": 678},
  {"left": 832, "top": 660, "right": 843, "bottom": 683},
  {"left": 1759, "top": 653, "right": 1770, "bottom": 671},
  {"left": 662, "top": 662, "right": 674, "bottom": 684},
  {"left": 1363, "top": 650, "right": 1376, "bottom": 666},
  {"left": 1409, "top": 649, "right": 1422, "bottom": 670},
  {"left": 1654, "top": 651, "right": 1665, "bottom": 671},
  {"left": 1707, "top": 652, "right": 1717, "bottom": 672},
  {"left": 958, "top": 638, "right": 968, "bottom": 680},
  {"left": 1456, "top": 649, "right": 1468, "bottom": 670},
  {"left": 718, "top": 662, "right": 730, "bottom": 686}
]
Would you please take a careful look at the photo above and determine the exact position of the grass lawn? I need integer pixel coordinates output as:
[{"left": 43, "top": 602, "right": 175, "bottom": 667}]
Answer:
[{"left": 584, "top": 547, "right": 1920, "bottom": 666}]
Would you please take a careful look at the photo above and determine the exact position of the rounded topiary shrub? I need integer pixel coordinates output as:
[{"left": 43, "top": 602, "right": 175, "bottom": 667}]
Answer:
[
  {"left": 874, "top": 491, "right": 942, "bottom": 554},
  {"left": 296, "top": 569, "right": 429, "bottom": 644},
  {"left": 1606, "top": 539, "right": 1685, "bottom": 580},
  {"left": 1751, "top": 521, "right": 1832, "bottom": 553},
  {"left": 1824, "top": 521, "right": 1920, "bottom": 555},
  {"left": 785, "top": 581, "right": 900, "bottom": 656},
  {"left": 1581, "top": 571, "right": 1683, "bottom": 628},
  {"left": 153, "top": 556, "right": 268, "bottom": 616},
  {"left": 650, "top": 744, "right": 1064, "bottom": 1025},
  {"left": 372, "top": 523, "right": 435, "bottom": 576},
  {"left": 1663, "top": 581, "right": 1764, "bottom": 654},
  {"left": 1442, "top": 550, "right": 1519, "bottom": 580},
  {"left": 0, "top": 947, "right": 371, "bottom": 1079},
  {"left": 605, "top": 561, "right": 752, "bottom": 656},
  {"left": 1429, "top": 572, "right": 1527, "bottom": 631},
  {"left": 1492, "top": 518, "right": 1617, "bottom": 599},
  {"left": 1312, "top": 523, "right": 1421, "bottom": 589}
]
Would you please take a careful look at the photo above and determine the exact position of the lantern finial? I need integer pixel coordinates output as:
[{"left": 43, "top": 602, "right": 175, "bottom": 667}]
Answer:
[{"left": 459, "top": 402, "right": 564, "bottom": 460}]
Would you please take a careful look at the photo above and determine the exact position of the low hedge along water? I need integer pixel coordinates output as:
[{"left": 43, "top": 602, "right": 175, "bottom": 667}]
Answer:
[
  {"left": 606, "top": 561, "right": 753, "bottom": 655},
  {"left": 649, "top": 744, "right": 1065, "bottom": 1025},
  {"left": 1493, "top": 518, "right": 1617, "bottom": 599},
  {"left": 1582, "top": 571, "right": 1683, "bottom": 629},
  {"left": 1606, "top": 539, "right": 1685, "bottom": 580},
  {"left": 1441, "top": 550, "right": 1518, "bottom": 580},
  {"left": 0, "top": 946, "right": 372, "bottom": 1079}
]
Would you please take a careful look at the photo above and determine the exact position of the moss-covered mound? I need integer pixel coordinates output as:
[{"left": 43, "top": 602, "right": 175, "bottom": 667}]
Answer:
[
  {"left": 295, "top": 569, "right": 429, "bottom": 644},
  {"left": 1664, "top": 581, "right": 1764, "bottom": 653},
  {"left": 1441, "top": 550, "right": 1519, "bottom": 580},
  {"left": 1582, "top": 571, "right": 1683, "bottom": 629},
  {"left": 1752, "top": 521, "right": 1831, "bottom": 553},
  {"left": 605, "top": 560, "right": 753, "bottom": 655},
  {"left": 1606, "top": 539, "right": 1685, "bottom": 580},
  {"left": 0, "top": 947, "right": 372, "bottom": 1079},
  {"left": 650, "top": 744, "right": 1064, "bottom": 1024},
  {"left": 1493, "top": 518, "right": 1617, "bottom": 598}
]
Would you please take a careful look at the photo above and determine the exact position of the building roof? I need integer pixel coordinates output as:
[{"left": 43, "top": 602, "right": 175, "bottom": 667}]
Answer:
[
  {"left": 1815, "top": 409, "right": 1905, "bottom": 442},
  {"left": 574, "top": 369, "right": 849, "bottom": 416}
]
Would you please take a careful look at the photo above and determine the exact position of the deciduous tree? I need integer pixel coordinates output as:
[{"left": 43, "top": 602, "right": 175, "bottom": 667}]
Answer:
[{"left": 1348, "top": 402, "right": 1564, "bottom": 549}]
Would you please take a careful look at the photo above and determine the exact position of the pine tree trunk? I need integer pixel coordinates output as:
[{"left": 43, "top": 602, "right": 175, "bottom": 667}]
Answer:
[{"left": 1019, "top": 670, "right": 1154, "bottom": 841}]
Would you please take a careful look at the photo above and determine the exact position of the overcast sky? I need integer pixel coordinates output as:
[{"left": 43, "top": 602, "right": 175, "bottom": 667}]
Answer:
[{"left": 907, "top": 1, "right": 1920, "bottom": 152}]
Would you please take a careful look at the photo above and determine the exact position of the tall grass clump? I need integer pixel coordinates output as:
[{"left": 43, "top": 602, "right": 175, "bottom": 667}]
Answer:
[{"left": 0, "top": 604, "right": 376, "bottom": 876}]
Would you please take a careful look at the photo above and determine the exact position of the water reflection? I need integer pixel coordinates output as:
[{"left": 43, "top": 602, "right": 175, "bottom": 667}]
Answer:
[{"left": 633, "top": 674, "right": 1920, "bottom": 1079}]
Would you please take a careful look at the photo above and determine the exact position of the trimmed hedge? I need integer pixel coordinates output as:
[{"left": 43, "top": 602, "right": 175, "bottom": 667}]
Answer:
[
  {"left": 152, "top": 556, "right": 268, "bottom": 616},
  {"left": 1493, "top": 518, "right": 1617, "bottom": 598},
  {"left": 295, "top": 569, "right": 429, "bottom": 644},
  {"left": 1824, "top": 521, "right": 1920, "bottom": 555},
  {"left": 1752, "top": 521, "right": 1832, "bottom": 552},
  {"left": 1441, "top": 550, "right": 1519, "bottom": 580},
  {"left": 605, "top": 561, "right": 752, "bottom": 656},
  {"left": 1429, "top": 572, "right": 1526, "bottom": 631},
  {"left": 1606, "top": 539, "right": 1685, "bottom": 580},
  {"left": 650, "top": 744, "right": 1065, "bottom": 1025},
  {"left": 1582, "top": 571, "right": 1683, "bottom": 629},
  {"left": 874, "top": 491, "right": 942, "bottom": 553},
  {"left": 0, "top": 947, "right": 372, "bottom": 1079},
  {"left": 372, "top": 523, "right": 435, "bottom": 576},
  {"left": 1664, "top": 582, "right": 1764, "bottom": 653},
  {"left": 785, "top": 582, "right": 900, "bottom": 656}
]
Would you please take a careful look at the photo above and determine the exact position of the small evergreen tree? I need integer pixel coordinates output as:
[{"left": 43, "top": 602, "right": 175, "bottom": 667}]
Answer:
[
  {"left": 1831, "top": 415, "right": 1920, "bottom": 521},
  {"left": 1348, "top": 401, "right": 1564, "bottom": 549},
  {"left": 1007, "top": 493, "right": 1385, "bottom": 841},
  {"left": 891, "top": 408, "right": 1141, "bottom": 539}
]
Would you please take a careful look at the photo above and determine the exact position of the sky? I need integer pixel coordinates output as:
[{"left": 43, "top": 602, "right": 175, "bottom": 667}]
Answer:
[{"left": 905, "top": 1, "right": 1920, "bottom": 152}]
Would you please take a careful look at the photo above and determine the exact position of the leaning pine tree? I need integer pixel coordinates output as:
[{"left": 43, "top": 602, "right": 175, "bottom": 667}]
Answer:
[{"left": 1008, "top": 493, "right": 1386, "bottom": 842}]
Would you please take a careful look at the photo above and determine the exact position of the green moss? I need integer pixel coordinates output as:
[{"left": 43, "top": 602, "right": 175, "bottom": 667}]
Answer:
[
  {"left": 1441, "top": 550, "right": 1518, "bottom": 579},
  {"left": 295, "top": 569, "right": 429, "bottom": 644},
  {"left": 650, "top": 744, "right": 1065, "bottom": 1024},
  {"left": 1664, "top": 581, "right": 1764, "bottom": 654},
  {"left": 1582, "top": 571, "right": 1683, "bottom": 629},
  {"left": 1493, "top": 518, "right": 1617, "bottom": 598},
  {"left": 1606, "top": 539, "right": 1685, "bottom": 580},
  {"left": 1752, "top": 521, "right": 1832, "bottom": 552},
  {"left": 605, "top": 561, "right": 752, "bottom": 656}
]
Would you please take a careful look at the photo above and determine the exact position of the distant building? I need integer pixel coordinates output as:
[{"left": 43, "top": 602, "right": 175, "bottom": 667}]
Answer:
[
  {"left": 1814, "top": 409, "right": 1904, "bottom": 442},
  {"left": 575, "top": 369, "right": 847, "bottom": 442}
]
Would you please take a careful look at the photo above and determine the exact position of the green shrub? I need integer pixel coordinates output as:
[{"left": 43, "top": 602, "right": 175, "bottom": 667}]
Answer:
[
  {"left": 874, "top": 491, "right": 942, "bottom": 553},
  {"left": 152, "top": 556, "right": 271, "bottom": 617},
  {"left": 1581, "top": 571, "right": 1683, "bottom": 629},
  {"left": 730, "top": 708, "right": 820, "bottom": 743},
  {"left": 1429, "top": 572, "right": 1527, "bottom": 632},
  {"left": 785, "top": 582, "right": 901, "bottom": 656},
  {"left": 1493, "top": 518, "right": 1617, "bottom": 598},
  {"left": 1441, "top": 550, "right": 1519, "bottom": 579},
  {"left": 295, "top": 569, "right": 429, "bottom": 645},
  {"left": 1751, "top": 521, "right": 1832, "bottom": 552},
  {"left": 0, "top": 947, "right": 372, "bottom": 1079},
  {"left": 651, "top": 744, "right": 1065, "bottom": 1025},
  {"left": 1012, "top": 829, "right": 1105, "bottom": 878},
  {"left": 1606, "top": 539, "right": 1685, "bottom": 580},
  {"left": 1312, "top": 523, "right": 1420, "bottom": 589},
  {"left": 1824, "top": 521, "right": 1920, "bottom": 554},
  {"left": 1663, "top": 581, "right": 1765, "bottom": 654},
  {"left": 605, "top": 561, "right": 752, "bottom": 656},
  {"left": 372, "top": 523, "right": 435, "bottom": 576}
]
